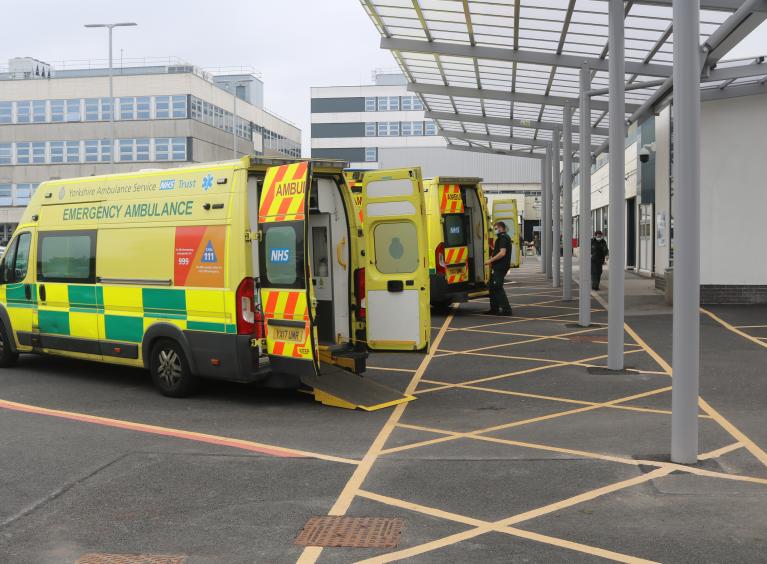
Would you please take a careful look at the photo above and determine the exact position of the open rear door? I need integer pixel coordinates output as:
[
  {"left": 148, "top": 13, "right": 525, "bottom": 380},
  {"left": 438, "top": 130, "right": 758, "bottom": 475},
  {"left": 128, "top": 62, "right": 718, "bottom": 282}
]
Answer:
[
  {"left": 259, "top": 161, "right": 319, "bottom": 379},
  {"left": 361, "top": 168, "right": 430, "bottom": 351}
]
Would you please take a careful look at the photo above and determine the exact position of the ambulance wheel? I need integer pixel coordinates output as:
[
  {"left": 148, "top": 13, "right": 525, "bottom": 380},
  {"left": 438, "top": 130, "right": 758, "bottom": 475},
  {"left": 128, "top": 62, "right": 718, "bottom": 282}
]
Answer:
[
  {"left": 0, "top": 323, "right": 18, "bottom": 367},
  {"left": 431, "top": 300, "right": 452, "bottom": 313},
  {"left": 150, "top": 339, "right": 197, "bottom": 397}
]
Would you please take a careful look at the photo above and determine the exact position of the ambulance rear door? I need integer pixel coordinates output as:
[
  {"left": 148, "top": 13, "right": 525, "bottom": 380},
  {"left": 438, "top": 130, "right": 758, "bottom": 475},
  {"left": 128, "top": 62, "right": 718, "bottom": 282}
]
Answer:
[
  {"left": 493, "top": 199, "right": 520, "bottom": 268},
  {"left": 258, "top": 161, "right": 319, "bottom": 378},
  {"left": 361, "top": 168, "right": 430, "bottom": 351}
]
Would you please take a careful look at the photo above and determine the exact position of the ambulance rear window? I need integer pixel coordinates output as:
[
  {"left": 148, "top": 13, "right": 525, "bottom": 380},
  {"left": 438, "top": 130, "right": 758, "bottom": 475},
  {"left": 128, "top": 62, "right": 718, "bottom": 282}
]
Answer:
[
  {"left": 262, "top": 223, "right": 303, "bottom": 288},
  {"left": 443, "top": 215, "right": 466, "bottom": 247}
]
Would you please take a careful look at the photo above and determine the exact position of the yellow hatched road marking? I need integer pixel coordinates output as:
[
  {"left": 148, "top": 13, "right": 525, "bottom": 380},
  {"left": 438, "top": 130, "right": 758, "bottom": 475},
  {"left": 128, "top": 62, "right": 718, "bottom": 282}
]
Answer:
[{"left": 295, "top": 307, "right": 457, "bottom": 564}]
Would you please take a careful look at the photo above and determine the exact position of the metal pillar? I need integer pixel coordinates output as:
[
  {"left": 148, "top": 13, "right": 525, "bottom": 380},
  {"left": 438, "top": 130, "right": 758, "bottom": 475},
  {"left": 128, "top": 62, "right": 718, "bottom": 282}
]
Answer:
[
  {"left": 671, "top": 0, "right": 701, "bottom": 464},
  {"left": 545, "top": 149, "right": 553, "bottom": 280},
  {"left": 552, "top": 128, "right": 561, "bottom": 288},
  {"left": 578, "top": 65, "right": 592, "bottom": 327},
  {"left": 108, "top": 26, "right": 114, "bottom": 173},
  {"left": 607, "top": 0, "right": 626, "bottom": 370},
  {"left": 539, "top": 159, "right": 547, "bottom": 273},
  {"left": 562, "top": 106, "right": 573, "bottom": 301}
]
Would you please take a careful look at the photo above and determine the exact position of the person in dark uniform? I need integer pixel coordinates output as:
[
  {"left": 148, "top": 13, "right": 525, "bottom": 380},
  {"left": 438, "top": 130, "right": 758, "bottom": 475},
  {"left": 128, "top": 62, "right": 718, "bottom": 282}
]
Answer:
[
  {"left": 591, "top": 230, "right": 609, "bottom": 290},
  {"left": 484, "top": 221, "right": 513, "bottom": 316}
]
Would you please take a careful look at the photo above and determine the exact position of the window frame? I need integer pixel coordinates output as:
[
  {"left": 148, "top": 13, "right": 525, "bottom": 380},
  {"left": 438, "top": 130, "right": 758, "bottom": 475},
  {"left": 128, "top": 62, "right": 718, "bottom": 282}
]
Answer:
[{"left": 37, "top": 230, "right": 97, "bottom": 284}]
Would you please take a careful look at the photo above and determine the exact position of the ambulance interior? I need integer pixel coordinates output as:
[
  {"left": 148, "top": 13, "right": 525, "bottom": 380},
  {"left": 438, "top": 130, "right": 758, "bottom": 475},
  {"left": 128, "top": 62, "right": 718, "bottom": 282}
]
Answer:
[
  {"left": 307, "top": 176, "right": 351, "bottom": 346},
  {"left": 449, "top": 185, "right": 485, "bottom": 284}
]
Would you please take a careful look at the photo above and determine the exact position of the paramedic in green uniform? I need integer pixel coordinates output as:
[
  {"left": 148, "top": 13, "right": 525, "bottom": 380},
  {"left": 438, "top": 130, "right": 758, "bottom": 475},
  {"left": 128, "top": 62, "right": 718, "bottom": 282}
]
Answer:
[{"left": 484, "top": 221, "right": 513, "bottom": 316}]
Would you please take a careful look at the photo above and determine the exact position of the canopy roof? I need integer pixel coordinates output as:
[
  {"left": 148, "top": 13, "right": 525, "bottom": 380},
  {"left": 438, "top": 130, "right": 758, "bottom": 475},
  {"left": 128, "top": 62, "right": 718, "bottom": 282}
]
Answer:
[{"left": 361, "top": 0, "right": 767, "bottom": 159}]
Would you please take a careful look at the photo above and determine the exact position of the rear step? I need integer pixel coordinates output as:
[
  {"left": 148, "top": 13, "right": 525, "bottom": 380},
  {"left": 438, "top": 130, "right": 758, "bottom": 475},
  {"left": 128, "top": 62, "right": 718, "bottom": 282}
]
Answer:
[{"left": 301, "top": 362, "right": 415, "bottom": 411}]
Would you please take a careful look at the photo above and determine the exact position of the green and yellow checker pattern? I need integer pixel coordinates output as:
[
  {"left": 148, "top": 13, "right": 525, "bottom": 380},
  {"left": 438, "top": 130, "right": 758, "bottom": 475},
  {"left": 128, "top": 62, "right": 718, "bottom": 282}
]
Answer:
[{"left": 22, "top": 284, "right": 234, "bottom": 362}]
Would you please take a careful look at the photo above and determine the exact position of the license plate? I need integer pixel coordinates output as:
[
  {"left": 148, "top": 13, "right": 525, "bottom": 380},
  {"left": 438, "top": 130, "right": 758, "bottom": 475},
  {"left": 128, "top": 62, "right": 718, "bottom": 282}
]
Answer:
[
  {"left": 447, "top": 266, "right": 466, "bottom": 282},
  {"left": 269, "top": 325, "right": 305, "bottom": 343}
]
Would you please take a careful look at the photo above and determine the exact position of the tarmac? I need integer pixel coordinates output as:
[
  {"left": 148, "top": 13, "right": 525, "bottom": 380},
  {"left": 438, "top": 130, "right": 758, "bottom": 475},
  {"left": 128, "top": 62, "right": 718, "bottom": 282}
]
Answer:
[{"left": 1, "top": 258, "right": 766, "bottom": 563}]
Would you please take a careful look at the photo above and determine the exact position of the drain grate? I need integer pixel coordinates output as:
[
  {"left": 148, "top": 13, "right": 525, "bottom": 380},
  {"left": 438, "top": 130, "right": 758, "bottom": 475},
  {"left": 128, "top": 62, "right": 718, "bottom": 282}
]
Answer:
[
  {"left": 294, "top": 516, "right": 404, "bottom": 548},
  {"left": 76, "top": 555, "right": 187, "bottom": 564}
]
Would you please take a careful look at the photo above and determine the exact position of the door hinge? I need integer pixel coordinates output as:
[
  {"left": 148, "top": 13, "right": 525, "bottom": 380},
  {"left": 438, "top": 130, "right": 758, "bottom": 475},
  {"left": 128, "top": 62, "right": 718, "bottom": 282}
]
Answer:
[{"left": 245, "top": 230, "right": 262, "bottom": 242}]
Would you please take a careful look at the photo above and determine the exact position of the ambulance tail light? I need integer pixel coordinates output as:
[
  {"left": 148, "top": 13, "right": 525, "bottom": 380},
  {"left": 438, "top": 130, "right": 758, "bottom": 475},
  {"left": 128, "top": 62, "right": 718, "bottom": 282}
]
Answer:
[
  {"left": 354, "top": 267, "right": 366, "bottom": 319},
  {"left": 435, "top": 242, "right": 446, "bottom": 275},
  {"left": 236, "top": 277, "right": 256, "bottom": 335},
  {"left": 488, "top": 237, "right": 495, "bottom": 253}
]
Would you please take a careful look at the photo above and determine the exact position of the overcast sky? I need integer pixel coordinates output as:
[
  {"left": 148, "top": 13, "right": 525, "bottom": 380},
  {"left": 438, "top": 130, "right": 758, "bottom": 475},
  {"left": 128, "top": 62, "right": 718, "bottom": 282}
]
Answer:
[{"left": 3, "top": 0, "right": 766, "bottom": 156}]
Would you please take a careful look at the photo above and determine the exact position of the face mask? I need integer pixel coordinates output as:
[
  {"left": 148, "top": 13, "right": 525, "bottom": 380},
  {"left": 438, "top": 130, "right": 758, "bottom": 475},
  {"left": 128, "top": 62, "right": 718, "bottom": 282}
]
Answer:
[
  {"left": 596, "top": 236, "right": 603, "bottom": 241},
  {"left": 494, "top": 228, "right": 500, "bottom": 235}
]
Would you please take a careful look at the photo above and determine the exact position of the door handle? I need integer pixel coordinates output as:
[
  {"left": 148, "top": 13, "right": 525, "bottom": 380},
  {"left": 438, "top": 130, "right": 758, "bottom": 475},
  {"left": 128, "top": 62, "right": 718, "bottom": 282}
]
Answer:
[
  {"left": 39, "top": 284, "right": 46, "bottom": 303},
  {"left": 387, "top": 280, "right": 404, "bottom": 292},
  {"left": 24, "top": 284, "right": 31, "bottom": 300}
]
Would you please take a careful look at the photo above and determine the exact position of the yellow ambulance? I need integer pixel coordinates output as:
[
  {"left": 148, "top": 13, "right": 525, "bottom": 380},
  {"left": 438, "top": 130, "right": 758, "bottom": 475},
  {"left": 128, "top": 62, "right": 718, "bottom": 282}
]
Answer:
[
  {"left": 491, "top": 198, "right": 521, "bottom": 268},
  {"left": 0, "top": 156, "right": 429, "bottom": 409},
  {"left": 424, "top": 177, "right": 491, "bottom": 307}
]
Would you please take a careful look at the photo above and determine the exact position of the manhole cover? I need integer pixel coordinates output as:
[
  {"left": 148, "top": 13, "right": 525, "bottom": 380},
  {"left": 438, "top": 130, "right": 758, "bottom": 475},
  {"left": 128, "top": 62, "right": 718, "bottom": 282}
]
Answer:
[
  {"left": 294, "top": 516, "right": 404, "bottom": 548},
  {"left": 76, "top": 555, "right": 187, "bottom": 564}
]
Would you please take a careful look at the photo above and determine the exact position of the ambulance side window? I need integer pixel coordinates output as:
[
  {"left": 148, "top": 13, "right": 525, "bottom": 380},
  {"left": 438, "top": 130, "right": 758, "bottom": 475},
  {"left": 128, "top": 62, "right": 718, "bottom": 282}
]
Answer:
[
  {"left": 37, "top": 230, "right": 96, "bottom": 283},
  {"left": 373, "top": 221, "right": 418, "bottom": 274},
  {"left": 13, "top": 233, "right": 31, "bottom": 282},
  {"left": 261, "top": 223, "right": 304, "bottom": 289}
]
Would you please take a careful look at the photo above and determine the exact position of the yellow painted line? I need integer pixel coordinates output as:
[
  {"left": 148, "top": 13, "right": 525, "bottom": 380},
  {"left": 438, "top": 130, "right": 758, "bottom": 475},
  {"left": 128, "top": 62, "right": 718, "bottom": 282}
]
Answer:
[
  {"left": 699, "top": 442, "right": 743, "bottom": 460},
  {"left": 701, "top": 307, "right": 767, "bottom": 350},
  {"left": 381, "top": 386, "right": 672, "bottom": 456},
  {"left": 357, "top": 469, "right": 669, "bottom": 563},
  {"left": 366, "top": 366, "right": 417, "bottom": 373},
  {"left": 447, "top": 327, "right": 571, "bottom": 340},
  {"left": 0, "top": 398, "right": 359, "bottom": 465},
  {"left": 295, "top": 307, "right": 456, "bottom": 564},
  {"left": 419, "top": 378, "right": 713, "bottom": 419},
  {"left": 734, "top": 324, "right": 767, "bottom": 329},
  {"left": 357, "top": 490, "right": 658, "bottom": 564},
  {"left": 624, "top": 321, "right": 767, "bottom": 470},
  {"left": 432, "top": 346, "right": 644, "bottom": 366}
]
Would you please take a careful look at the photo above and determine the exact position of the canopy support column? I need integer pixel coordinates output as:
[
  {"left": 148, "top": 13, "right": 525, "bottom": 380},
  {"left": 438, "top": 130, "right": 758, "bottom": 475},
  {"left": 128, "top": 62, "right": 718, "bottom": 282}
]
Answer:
[
  {"left": 563, "top": 106, "right": 573, "bottom": 301},
  {"left": 552, "top": 128, "right": 561, "bottom": 288},
  {"left": 607, "top": 0, "right": 626, "bottom": 370},
  {"left": 545, "top": 148, "right": 553, "bottom": 281},
  {"left": 539, "top": 159, "right": 547, "bottom": 273},
  {"left": 578, "top": 65, "right": 592, "bottom": 327},
  {"left": 671, "top": 0, "right": 702, "bottom": 465}
]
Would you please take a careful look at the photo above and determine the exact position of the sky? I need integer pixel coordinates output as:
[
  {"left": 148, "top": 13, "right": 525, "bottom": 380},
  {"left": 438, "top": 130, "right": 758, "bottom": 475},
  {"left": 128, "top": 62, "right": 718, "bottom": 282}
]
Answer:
[{"left": 2, "top": 0, "right": 766, "bottom": 156}]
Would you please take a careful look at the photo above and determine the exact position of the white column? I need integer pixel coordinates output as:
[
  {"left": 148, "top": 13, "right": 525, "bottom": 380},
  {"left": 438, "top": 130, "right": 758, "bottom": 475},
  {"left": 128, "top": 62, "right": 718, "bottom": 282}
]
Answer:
[
  {"left": 562, "top": 106, "right": 573, "bottom": 300},
  {"left": 552, "top": 128, "right": 561, "bottom": 288},
  {"left": 578, "top": 65, "right": 592, "bottom": 327},
  {"left": 607, "top": 0, "right": 626, "bottom": 370},
  {"left": 671, "top": 0, "right": 701, "bottom": 464}
]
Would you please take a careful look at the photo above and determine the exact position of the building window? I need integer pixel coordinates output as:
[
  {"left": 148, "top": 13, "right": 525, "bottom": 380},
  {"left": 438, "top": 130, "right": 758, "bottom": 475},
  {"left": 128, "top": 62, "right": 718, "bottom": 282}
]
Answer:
[
  {"left": 365, "top": 148, "right": 378, "bottom": 162},
  {"left": 16, "top": 101, "right": 30, "bottom": 123},
  {"left": 378, "top": 121, "right": 399, "bottom": 136},
  {"left": 402, "top": 121, "right": 423, "bottom": 136},
  {"left": 119, "top": 97, "right": 135, "bottom": 120},
  {"left": 32, "top": 142, "right": 46, "bottom": 164},
  {"left": 171, "top": 137, "right": 186, "bottom": 160},
  {"left": 16, "top": 143, "right": 30, "bottom": 164},
  {"left": 365, "top": 97, "right": 376, "bottom": 111},
  {"left": 65, "top": 99, "right": 81, "bottom": 122},
  {"left": 85, "top": 98, "right": 100, "bottom": 121},
  {"left": 425, "top": 121, "right": 437, "bottom": 135},
  {"left": 119, "top": 139, "right": 134, "bottom": 161},
  {"left": 50, "top": 99, "right": 65, "bottom": 122},
  {"left": 32, "top": 100, "right": 46, "bottom": 123},
  {"left": 365, "top": 122, "right": 376, "bottom": 137},
  {"left": 0, "top": 102, "right": 11, "bottom": 124},
  {"left": 14, "top": 184, "right": 37, "bottom": 206},
  {"left": 64, "top": 141, "right": 80, "bottom": 163},
  {"left": 0, "top": 144, "right": 11, "bottom": 165},
  {"left": 50, "top": 141, "right": 64, "bottom": 163},
  {"left": 172, "top": 95, "right": 187, "bottom": 118},
  {"left": 377, "top": 97, "right": 388, "bottom": 112},
  {"left": 101, "top": 98, "right": 112, "bottom": 121},
  {"left": 136, "top": 138, "right": 150, "bottom": 161},
  {"left": 155, "top": 96, "right": 170, "bottom": 119},
  {"left": 401, "top": 95, "right": 423, "bottom": 111},
  {"left": 155, "top": 137, "right": 171, "bottom": 160},
  {"left": 0, "top": 185, "right": 11, "bottom": 206},
  {"left": 136, "top": 97, "right": 151, "bottom": 120},
  {"left": 84, "top": 140, "right": 99, "bottom": 162}
]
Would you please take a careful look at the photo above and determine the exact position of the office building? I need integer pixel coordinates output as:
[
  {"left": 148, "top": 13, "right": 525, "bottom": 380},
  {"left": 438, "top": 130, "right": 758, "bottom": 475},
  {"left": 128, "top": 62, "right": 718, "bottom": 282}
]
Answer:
[{"left": 0, "top": 56, "right": 302, "bottom": 241}]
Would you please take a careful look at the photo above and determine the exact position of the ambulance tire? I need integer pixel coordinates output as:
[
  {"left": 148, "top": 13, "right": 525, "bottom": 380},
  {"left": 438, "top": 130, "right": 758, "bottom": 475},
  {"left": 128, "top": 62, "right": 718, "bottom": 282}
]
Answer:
[
  {"left": 431, "top": 300, "right": 452, "bottom": 314},
  {"left": 150, "top": 339, "right": 198, "bottom": 397},
  {"left": 0, "top": 323, "right": 18, "bottom": 367}
]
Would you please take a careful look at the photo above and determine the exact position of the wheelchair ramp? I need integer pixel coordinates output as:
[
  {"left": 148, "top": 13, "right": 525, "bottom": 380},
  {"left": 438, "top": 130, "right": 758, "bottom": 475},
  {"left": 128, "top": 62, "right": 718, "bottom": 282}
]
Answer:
[{"left": 301, "top": 363, "right": 415, "bottom": 411}]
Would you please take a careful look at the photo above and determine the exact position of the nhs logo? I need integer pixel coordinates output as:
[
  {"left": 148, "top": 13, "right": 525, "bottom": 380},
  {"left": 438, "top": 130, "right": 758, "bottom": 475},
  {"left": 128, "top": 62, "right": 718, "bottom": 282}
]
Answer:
[
  {"left": 159, "top": 179, "right": 176, "bottom": 191},
  {"left": 270, "top": 248, "right": 290, "bottom": 263},
  {"left": 449, "top": 226, "right": 461, "bottom": 234}
]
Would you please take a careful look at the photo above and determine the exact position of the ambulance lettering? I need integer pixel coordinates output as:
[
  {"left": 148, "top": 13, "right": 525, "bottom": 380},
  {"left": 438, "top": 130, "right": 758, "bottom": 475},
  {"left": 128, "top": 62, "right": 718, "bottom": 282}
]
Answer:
[
  {"left": 275, "top": 180, "right": 304, "bottom": 196},
  {"left": 270, "top": 248, "right": 290, "bottom": 263}
]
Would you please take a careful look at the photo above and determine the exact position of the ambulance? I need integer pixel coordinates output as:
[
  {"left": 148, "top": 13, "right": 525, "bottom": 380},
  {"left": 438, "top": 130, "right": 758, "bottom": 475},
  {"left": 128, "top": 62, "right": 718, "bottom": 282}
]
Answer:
[
  {"left": 0, "top": 156, "right": 430, "bottom": 409},
  {"left": 424, "top": 177, "right": 491, "bottom": 307},
  {"left": 491, "top": 199, "right": 521, "bottom": 268}
]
